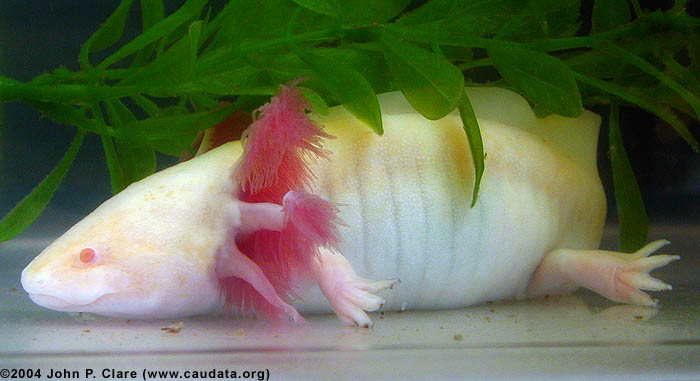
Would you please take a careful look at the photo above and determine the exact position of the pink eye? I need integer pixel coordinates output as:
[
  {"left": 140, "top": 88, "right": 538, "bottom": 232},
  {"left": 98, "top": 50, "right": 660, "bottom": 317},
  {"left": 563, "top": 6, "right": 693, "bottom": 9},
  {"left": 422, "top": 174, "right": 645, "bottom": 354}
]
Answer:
[{"left": 79, "top": 248, "right": 96, "bottom": 264}]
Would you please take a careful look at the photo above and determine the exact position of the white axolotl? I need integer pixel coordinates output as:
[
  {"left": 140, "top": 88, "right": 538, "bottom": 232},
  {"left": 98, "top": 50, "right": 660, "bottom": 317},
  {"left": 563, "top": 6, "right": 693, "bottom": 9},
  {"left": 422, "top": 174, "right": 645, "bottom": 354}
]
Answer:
[{"left": 21, "top": 86, "right": 679, "bottom": 327}]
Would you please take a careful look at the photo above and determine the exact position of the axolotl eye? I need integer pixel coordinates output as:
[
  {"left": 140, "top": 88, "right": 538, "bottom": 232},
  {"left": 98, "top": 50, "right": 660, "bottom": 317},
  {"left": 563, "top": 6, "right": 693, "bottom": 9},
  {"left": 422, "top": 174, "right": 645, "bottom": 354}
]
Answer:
[{"left": 76, "top": 247, "right": 99, "bottom": 266}]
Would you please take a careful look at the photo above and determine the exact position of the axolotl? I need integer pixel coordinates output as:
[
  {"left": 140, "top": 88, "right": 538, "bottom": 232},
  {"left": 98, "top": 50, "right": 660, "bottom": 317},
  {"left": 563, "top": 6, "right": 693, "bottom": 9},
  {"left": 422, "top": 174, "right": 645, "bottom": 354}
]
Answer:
[{"left": 21, "top": 86, "right": 679, "bottom": 327}]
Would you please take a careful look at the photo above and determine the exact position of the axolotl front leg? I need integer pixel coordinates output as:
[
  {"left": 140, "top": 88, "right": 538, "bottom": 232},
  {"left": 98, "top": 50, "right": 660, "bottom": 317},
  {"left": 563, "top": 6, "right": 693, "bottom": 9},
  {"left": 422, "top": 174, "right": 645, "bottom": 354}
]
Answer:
[
  {"left": 217, "top": 192, "right": 395, "bottom": 326},
  {"left": 214, "top": 83, "right": 394, "bottom": 326},
  {"left": 216, "top": 200, "right": 303, "bottom": 323}
]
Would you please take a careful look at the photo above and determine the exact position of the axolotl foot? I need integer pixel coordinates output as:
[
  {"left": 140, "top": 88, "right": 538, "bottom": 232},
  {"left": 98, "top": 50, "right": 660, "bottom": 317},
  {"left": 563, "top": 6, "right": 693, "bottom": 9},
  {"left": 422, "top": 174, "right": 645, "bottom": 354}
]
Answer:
[
  {"left": 315, "top": 249, "right": 400, "bottom": 327},
  {"left": 526, "top": 240, "right": 680, "bottom": 306},
  {"left": 220, "top": 189, "right": 400, "bottom": 326}
]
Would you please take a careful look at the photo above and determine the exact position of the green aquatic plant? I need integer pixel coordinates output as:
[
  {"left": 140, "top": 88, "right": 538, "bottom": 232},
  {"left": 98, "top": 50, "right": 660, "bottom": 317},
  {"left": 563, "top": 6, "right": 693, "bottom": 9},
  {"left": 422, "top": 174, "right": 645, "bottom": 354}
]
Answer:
[{"left": 1, "top": 0, "right": 699, "bottom": 253}]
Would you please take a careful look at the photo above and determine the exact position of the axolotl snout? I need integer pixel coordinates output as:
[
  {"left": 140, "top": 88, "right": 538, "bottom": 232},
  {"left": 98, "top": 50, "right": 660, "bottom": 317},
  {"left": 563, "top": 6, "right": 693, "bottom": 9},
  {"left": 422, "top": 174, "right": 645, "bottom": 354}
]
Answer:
[{"left": 21, "top": 86, "right": 679, "bottom": 327}]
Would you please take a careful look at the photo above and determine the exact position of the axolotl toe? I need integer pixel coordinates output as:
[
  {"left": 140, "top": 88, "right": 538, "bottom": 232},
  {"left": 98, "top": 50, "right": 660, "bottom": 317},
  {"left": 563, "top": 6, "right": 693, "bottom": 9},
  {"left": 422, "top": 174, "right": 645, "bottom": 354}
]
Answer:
[{"left": 21, "top": 86, "right": 679, "bottom": 327}]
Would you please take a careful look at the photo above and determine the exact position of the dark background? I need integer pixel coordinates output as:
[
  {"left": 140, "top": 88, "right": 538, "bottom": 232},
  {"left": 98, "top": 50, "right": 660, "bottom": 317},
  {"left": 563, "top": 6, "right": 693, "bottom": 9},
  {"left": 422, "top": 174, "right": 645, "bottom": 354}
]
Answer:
[{"left": 1, "top": 0, "right": 699, "bottom": 239}]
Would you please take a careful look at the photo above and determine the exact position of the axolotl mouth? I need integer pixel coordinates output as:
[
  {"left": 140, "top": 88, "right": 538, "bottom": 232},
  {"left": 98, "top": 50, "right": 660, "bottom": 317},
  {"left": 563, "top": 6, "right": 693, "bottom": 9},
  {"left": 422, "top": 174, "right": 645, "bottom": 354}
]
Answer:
[
  {"left": 26, "top": 292, "right": 119, "bottom": 311},
  {"left": 21, "top": 265, "right": 123, "bottom": 313}
]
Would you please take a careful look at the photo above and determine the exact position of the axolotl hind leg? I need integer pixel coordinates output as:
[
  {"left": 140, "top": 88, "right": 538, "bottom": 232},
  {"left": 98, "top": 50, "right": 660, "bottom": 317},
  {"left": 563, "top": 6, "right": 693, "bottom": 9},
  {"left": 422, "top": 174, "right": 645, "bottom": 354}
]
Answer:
[{"left": 526, "top": 240, "right": 680, "bottom": 306}]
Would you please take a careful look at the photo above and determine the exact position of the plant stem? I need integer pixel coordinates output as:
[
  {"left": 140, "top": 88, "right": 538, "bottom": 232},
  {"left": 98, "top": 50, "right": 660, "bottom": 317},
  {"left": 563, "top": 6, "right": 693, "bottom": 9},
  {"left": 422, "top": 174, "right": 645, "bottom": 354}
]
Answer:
[
  {"left": 198, "top": 27, "right": 344, "bottom": 70},
  {"left": 387, "top": 21, "right": 645, "bottom": 53},
  {"left": 458, "top": 58, "right": 493, "bottom": 71},
  {"left": 574, "top": 71, "right": 699, "bottom": 151},
  {"left": 0, "top": 83, "right": 141, "bottom": 104}
]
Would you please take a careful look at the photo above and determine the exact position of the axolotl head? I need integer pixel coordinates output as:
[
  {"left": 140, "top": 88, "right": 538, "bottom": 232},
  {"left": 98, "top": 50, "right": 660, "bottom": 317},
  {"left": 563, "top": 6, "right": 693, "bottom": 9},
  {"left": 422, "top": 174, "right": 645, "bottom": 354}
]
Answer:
[
  {"left": 20, "top": 144, "right": 240, "bottom": 318},
  {"left": 20, "top": 83, "right": 342, "bottom": 322},
  {"left": 21, "top": 234, "right": 139, "bottom": 317}
]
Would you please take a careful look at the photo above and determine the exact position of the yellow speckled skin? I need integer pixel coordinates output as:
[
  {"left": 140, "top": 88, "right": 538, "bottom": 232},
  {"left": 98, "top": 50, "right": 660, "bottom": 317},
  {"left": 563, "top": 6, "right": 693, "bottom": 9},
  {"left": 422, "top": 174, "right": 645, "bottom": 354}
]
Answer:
[
  {"left": 22, "top": 143, "right": 244, "bottom": 318},
  {"left": 292, "top": 88, "right": 606, "bottom": 311},
  {"left": 21, "top": 87, "right": 606, "bottom": 317}
]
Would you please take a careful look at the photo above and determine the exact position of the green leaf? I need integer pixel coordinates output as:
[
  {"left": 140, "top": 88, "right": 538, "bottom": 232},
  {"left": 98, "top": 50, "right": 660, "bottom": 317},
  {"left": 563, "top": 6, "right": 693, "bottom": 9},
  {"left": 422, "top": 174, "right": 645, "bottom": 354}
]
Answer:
[
  {"left": 493, "top": 0, "right": 581, "bottom": 41},
  {"left": 207, "top": 0, "right": 337, "bottom": 51},
  {"left": 0, "top": 82, "right": 141, "bottom": 105},
  {"left": 656, "top": 47, "right": 700, "bottom": 113},
  {"left": 458, "top": 90, "right": 484, "bottom": 208},
  {"left": 398, "top": 0, "right": 524, "bottom": 38},
  {"left": 115, "top": 136, "right": 157, "bottom": 185},
  {"left": 381, "top": 32, "right": 464, "bottom": 120},
  {"left": 189, "top": 20, "right": 202, "bottom": 61},
  {"left": 98, "top": 0, "right": 207, "bottom": 70},
  {"left": 298, "top": 87, "right": 329, "bottom": 116},
  {"left": 396, "top": 0, "right": 573, "bottom": 49},
  {"left": 123, "top": 21, "right": 204, "bottom": 89},
  {"left": 0, "top": 132, "right": 85, "bottom": 242},
  {"left": 316, "top": 48, "right": 392, "bottom": 94},
  {"left": 530, "top": 0, "right": 581, "bottom": 37},
  {"left": 629, "top": 0, "right": 643, "bottom": 16},
  {"left": 251, "top": 48, "right": 391, "bottom": 98},
  {"left": 125, "top": 103, "right": 236, "bottom": 140},
  {"left": 565, "top": 49, "right": 648, "bottom": 83},
  {"left": 635, "top": 85, "right": 695, "bottom": 120},
  {"left": 574, "top": 71, "right": 699, "bottom": 151},
  {"left": 291, "top": 0, "right": 411, "bottom": 23},
  {"left": 595, "top": 41, "right": 700, "bottom": 121},
  {"left": 90, "top": 105, "right": 125, "bottom": 194},
  {"left": 29, "top": 102, "right": 113, "bottom": 136},
  {"left": 125, "top": 103, "right": 237, "bottom": 156},
  {"left": 200, "top": 0, "right": 237, "bottom": 44},
  {"left": 140, "top": 0, "right": 165, "bottom": 32},
  {"left": 105, "top": 100, "right": 156, "bottom": 185},
  {"left": 79, "top": 0, "right": 136, "bottom": 70},
  {"left": 101, "top": 135, "right": 126, "bottom": 194},
  {"left": 87, "top": 0, "right": 135, "bottom": 52},
  {"left": 197, "top": 69, "right": 271, "bottom": 96},
  {"left": 208, "top": 0, "right": 294, "bottom": 47},
  {"left": 688, "top": 34, "right": 700, "bottom": 79},
  {"left": 672, "top": 0, "right": 689, "bottom": 11},
  {"left": 592, "top": 0, "right": 631, "bottom": 34},
  {"left": 608, "top": 104, "right": 648, "bottom": 252},
  {"left": 131, "top": 0, "right": 165, "bottom": 67},
  {"left": 193, "top": 57, "right": 271, "bottom": 96},
  {"left": 0, "top": 103, "right": 3, "bottom": 149},
  {"left": 295, "top": 47, "right": 383, "bottom": 134},
  {"left": 488, "top": 46, "right": 583, "bottom": 117},
  {"left": 131, "top": 94, "right": 160, "bottom": 117},
  {"left": 397, "top": 0, "right": 475, "bottom": 25}
]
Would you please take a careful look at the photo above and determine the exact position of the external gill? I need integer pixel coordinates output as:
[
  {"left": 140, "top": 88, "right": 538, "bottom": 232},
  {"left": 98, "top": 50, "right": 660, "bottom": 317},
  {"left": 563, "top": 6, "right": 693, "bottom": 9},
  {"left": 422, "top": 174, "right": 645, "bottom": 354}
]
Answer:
[{"left": 217, "top": 82, "right": 342, "bottom": 322}]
